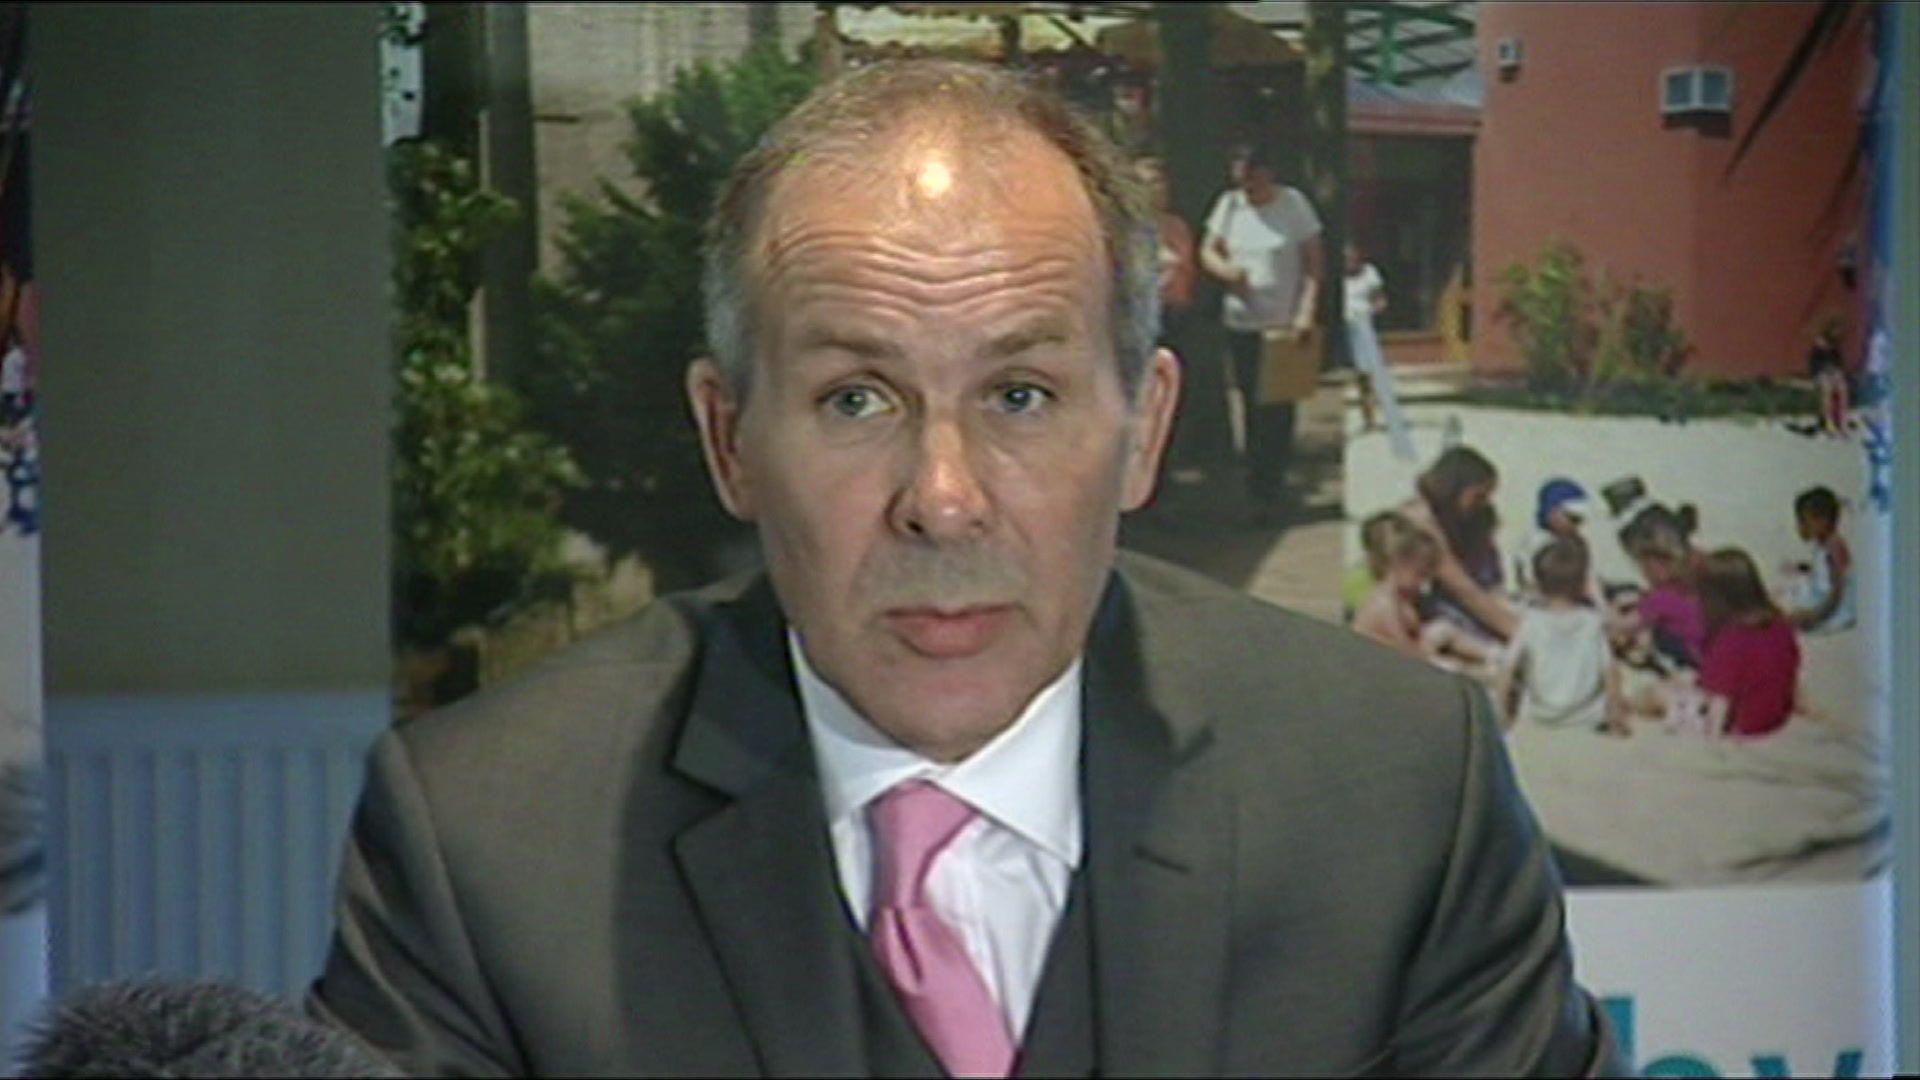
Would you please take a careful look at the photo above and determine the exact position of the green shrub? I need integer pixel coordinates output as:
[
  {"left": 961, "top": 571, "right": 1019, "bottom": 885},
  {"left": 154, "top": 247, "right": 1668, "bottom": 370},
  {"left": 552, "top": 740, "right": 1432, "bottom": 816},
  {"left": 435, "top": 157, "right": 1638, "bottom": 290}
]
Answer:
[
  {"left": 1496, "top": 240, "right": 1598, "bottom": 395},
  {"left": 521, "top": 45, "right": 817, "bottom": 591},
  {"left": 1594, "top": 272, "right": 1692, "bottom": 387},
  {"left": 390, "top": 140, "right": 581, "bottom": 650},
  {"left": 1497, "top": 240, "right": 1696, "bottom": 407},
  {"left": 1461, "top": 376, "right": 1815, "bottom": 419}
]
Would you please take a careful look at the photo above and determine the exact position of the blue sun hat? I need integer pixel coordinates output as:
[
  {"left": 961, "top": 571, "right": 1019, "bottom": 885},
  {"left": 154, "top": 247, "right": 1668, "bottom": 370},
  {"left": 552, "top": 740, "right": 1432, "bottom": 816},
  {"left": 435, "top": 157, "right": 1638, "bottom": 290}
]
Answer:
[{"left": 1535, "top": 478, "right": 1592, "bottom": 530}]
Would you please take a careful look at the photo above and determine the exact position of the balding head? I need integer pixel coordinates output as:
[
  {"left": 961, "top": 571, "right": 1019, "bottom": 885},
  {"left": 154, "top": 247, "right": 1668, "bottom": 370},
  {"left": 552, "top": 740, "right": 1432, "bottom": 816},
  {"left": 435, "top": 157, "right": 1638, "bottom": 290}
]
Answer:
[{"left": 702, "top": 60, "right": 1160, "bottom": 399}]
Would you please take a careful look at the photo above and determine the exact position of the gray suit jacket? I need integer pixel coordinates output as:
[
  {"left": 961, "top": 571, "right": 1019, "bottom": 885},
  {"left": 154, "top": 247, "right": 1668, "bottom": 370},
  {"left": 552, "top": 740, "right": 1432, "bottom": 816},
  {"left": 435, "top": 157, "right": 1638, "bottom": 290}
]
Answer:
[{"left": 311, "top": 552, "right": 1623, "bottom": 1077}]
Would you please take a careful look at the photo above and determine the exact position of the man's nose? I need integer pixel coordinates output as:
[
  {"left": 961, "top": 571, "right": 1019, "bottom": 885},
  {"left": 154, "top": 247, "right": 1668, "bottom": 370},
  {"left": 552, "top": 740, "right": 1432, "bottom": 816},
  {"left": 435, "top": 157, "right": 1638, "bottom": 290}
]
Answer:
[{"left": 890, "top": 415, "right": 991, "bottom": 542}]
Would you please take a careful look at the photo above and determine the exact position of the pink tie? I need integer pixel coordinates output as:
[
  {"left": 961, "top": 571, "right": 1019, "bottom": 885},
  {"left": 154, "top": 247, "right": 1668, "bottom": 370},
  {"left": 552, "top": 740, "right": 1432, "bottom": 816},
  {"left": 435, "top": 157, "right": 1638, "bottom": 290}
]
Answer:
[{"left": 868, "top": 780, "right": 1017, "bottom": 1079}]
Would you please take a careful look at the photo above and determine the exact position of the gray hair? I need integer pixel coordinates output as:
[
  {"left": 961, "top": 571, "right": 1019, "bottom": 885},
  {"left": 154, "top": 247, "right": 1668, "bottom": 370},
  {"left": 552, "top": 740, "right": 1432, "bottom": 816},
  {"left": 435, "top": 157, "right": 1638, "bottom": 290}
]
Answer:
[{"left": 702, "top": 60, "right": 1161, "bottom": 399}]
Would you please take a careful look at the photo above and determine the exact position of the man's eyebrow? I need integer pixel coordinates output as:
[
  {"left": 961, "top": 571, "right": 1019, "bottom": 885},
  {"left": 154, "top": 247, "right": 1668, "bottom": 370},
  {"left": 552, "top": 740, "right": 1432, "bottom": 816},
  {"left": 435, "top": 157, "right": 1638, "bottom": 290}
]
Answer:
[
  {"left": 793, "top": 326, "right": 903, "bottom": 361},
  {"left": 980, "top": 320, "right": 1072, "bottom": 360}
]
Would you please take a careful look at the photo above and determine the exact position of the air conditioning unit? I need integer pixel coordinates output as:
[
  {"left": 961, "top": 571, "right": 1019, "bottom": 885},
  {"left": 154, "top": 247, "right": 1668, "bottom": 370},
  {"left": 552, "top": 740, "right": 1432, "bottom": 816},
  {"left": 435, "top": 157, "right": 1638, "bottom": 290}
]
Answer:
[
  {"left": 1661, "top": 65, "right": 1735, "bottom": 115},
  {"left": 1495, "top": 37, "right": 1523, "bottom": 75}
]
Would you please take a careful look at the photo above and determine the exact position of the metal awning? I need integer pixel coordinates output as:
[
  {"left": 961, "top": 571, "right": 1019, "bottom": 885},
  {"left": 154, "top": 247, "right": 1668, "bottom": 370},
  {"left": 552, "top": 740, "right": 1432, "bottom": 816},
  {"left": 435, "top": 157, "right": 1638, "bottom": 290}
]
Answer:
[
  {"left": 835, "top": 1, "right": 1480, "bottom": 132},
  {"left": 836, "top": 4, "right": 1126, "bottom": 61}
]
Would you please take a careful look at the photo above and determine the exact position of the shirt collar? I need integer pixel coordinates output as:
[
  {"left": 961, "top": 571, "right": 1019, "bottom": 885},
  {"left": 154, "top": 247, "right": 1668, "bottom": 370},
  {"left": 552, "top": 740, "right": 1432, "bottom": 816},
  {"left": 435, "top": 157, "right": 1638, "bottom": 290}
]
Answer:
[{"left": 791, "top": 630, "right": 1084, "bottom": 868}]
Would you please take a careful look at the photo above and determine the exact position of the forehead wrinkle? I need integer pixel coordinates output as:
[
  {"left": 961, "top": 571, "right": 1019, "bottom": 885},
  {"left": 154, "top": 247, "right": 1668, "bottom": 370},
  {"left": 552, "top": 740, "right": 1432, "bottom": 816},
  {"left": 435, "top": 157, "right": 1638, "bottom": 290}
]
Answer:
[
  {"left": 749, "top": 129, "right": 1118, "bottom": 368},
  {"left": 778, "top": 264, "right": 1092, "bottom": 327},
  {"left": 765, "top": 229, "right": 1101, "bottom": 319},
  {"left": 754, "top": 125, "right": 1106, "bottom": 278},
  {"left": 777, "top": 110, "right": 1061, "bottom": 217},
  {"left": 776, "top": 257, "right": 1092, "bottom": 308},
  {"left": 765, "top": 218, "right": 1098, "bottom": 276},
  {"left": 780, "top": 291, "right": 1092, "bottom": 358}
]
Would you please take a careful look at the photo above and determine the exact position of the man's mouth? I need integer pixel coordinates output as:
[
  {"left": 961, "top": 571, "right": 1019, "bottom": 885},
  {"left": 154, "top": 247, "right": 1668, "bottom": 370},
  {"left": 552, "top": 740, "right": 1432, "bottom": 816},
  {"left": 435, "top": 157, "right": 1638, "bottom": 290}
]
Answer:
[{"left": 882, "top": 604, "right": 1015, "bottom": 659}]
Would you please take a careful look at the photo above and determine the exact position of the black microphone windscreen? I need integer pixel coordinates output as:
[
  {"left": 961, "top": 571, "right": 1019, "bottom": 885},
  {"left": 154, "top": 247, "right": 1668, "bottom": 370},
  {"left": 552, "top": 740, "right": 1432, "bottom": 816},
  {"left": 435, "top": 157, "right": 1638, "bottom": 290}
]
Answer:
[{"left": 15, "top": 978, "right": 402, "bottom": 1078}]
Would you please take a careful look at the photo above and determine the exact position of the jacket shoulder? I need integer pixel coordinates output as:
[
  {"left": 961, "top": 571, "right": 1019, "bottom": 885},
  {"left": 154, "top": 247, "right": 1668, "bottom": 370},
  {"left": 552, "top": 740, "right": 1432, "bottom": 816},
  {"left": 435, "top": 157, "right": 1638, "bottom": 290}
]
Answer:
[
  {"left": 1116, "top": 550, "right": 1478, "bottom": 770},
  {"left": 1118, "top": 551, "right": 1468, "bottom": 709},
  {"left": 389, "top": 575, "right": 751, "bottom": 793}
]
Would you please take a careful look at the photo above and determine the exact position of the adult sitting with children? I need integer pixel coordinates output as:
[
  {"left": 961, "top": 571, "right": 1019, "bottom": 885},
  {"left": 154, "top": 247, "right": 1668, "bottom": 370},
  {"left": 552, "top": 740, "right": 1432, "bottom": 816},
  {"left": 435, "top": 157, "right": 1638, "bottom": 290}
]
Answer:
[{"left": 1397, "top": 446, "right": 1521, "bottom": 643}]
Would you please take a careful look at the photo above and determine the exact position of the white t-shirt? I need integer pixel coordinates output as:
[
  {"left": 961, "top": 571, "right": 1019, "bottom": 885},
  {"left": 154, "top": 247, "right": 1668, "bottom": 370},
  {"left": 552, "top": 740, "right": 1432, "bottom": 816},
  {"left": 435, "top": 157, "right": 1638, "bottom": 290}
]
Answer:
[
  {"left": 1784, "top": 537, "right": 1857, "bottom": 633},
  {"left": 0, "top": 346, "right": 25, "bottom": 396},
  {"left": 1510, "top": 604, "right": 1610, "bottom": 728},
  {"left": 1344, "top": 262, "right": 1384, "bottom": 324},
  {"left": 1204, "top": 185, "right": 1323, "bottom": 332}
]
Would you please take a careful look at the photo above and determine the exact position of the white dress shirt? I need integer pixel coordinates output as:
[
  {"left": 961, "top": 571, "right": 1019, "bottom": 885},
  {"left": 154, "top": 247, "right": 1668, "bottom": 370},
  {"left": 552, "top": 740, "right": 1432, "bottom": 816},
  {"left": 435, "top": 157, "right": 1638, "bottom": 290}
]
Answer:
[{"left": 791, "top": 633, "right": 1084, "bottom": 1040}]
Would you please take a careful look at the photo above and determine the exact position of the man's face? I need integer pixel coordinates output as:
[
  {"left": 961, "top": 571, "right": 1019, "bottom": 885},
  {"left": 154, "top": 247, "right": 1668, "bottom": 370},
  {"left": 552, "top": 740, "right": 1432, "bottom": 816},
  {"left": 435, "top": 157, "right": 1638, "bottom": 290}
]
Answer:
[{"left": 688, "top": 130, "right": 1179, "bottom": 761}]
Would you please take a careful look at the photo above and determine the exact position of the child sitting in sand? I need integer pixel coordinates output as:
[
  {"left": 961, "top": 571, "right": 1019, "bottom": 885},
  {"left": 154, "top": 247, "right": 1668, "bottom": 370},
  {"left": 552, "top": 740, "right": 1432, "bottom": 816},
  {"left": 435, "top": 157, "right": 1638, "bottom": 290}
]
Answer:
[
  {"left": 1781, "top": 484, "right": 1855, "bottom": 634},
  {"left": 1635, "top": 548, "right": 1800, "bottom": 739},
  {"left": 1342, "top": 510, "right": 1398, "bottom": 621},
  {"left": 1353, "top": 511, "right": 1496, "bottom": 674},
  {"left": 1514, "top": 477, "right": 1598, "bottom": 600},
  {"left": 1496, "top": 537, "right": 1626, "bottom": 735},
  {"left": 1616, "top": 503, "right": 1707, "bottom": 671}
]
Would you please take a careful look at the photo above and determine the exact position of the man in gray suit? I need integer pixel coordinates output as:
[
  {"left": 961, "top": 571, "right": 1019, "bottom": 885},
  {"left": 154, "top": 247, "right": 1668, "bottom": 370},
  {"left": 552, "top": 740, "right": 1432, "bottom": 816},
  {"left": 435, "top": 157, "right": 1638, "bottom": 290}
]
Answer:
[{"left": 312, "top": 61, "right": 1623, "bottom": 1077}]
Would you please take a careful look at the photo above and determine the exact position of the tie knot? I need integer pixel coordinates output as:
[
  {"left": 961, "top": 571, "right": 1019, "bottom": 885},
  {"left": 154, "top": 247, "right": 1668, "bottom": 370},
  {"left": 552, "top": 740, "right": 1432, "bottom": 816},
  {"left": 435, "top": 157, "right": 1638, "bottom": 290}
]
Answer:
[{"left": 869, "top": 779, "right": 977, "bottom": 907}]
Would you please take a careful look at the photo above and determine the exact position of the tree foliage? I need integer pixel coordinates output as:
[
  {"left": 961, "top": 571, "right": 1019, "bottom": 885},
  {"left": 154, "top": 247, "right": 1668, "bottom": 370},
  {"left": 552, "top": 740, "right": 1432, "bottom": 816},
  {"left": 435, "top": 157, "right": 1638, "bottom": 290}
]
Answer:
[
  {"left": 522, "top": 46, "right": 817, "bottom": 591},
  {"left": 391, "top": 140, "right": 581, "bottom": 649}
]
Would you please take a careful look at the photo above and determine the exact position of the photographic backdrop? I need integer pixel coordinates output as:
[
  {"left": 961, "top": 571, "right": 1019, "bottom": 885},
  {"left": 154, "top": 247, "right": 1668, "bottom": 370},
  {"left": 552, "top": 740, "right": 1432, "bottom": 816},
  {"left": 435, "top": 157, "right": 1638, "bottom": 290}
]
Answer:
[{"left": 386, "top": 4, "right": 1899, "bottom": 1074}]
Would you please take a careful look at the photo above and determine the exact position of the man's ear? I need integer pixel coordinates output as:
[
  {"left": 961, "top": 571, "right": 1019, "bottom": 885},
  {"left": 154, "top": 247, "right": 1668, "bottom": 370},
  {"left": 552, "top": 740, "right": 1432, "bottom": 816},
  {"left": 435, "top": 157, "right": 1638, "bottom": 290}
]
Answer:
[
  {"left": 686, "top": 357, "right": 756, "bottom": 521},
  {"left": 1120, "top": 346, "right": 1182, "bottom": 512}
]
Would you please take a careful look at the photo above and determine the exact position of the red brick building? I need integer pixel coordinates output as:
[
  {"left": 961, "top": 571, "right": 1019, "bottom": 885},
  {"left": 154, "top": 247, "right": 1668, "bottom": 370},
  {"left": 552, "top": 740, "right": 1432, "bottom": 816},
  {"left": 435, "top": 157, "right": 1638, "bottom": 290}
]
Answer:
[{"left": 1470, "top": 2, "right": 1871, "bottom": 379}]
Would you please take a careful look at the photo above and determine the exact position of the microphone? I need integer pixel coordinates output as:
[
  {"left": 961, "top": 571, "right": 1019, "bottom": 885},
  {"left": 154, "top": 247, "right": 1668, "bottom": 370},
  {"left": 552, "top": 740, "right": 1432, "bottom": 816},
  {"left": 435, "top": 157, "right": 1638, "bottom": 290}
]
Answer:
[{"left": 15, "top": 978, "right": 401, "bottom": 1078}]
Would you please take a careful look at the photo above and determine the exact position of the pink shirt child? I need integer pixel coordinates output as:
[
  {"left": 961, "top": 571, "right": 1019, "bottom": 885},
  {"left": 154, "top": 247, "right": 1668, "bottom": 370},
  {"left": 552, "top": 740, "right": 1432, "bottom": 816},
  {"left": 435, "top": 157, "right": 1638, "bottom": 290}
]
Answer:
[
  {"left": 1638, "top": 583, "right": 1706, "bottom": 666},
  {"left": 1697, "top": 619, "right": 1800, "bottom": 738}
]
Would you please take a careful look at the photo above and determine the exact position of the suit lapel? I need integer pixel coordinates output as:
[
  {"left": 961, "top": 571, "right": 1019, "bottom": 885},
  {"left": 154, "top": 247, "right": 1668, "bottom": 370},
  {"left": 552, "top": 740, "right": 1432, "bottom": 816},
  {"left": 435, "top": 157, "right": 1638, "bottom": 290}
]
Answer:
[
  {"left": 667, "top": 580, "right": 868, "bottom": 1078},
  {"left": 661, "top": 565, "right": 1240, "bottom": 1076},
  {"left": 1083, "top": 571, "right": 1235, "bottom": 1077}
]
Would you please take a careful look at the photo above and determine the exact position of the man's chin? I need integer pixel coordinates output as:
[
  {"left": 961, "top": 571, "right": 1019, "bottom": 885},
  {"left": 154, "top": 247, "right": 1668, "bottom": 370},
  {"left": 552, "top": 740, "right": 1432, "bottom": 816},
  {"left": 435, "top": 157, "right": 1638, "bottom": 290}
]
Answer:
[{"left": 858, "top": 661, "right": 1043, "bottom": 761}]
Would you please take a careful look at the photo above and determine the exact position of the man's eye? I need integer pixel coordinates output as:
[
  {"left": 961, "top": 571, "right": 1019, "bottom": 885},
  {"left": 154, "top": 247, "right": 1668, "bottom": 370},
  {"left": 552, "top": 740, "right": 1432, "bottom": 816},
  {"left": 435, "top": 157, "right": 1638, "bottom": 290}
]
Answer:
[
  {"left": 992, "top": 383, "right": 1053, "bottom": 415},
  {"left": 823, "top": 385, "right": 892, "bottom": 419}
]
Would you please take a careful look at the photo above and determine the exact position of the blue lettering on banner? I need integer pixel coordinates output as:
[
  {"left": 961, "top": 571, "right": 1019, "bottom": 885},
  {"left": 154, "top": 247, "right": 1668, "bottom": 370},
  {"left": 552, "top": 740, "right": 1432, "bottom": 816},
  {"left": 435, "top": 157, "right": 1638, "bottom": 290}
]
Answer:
[{"left": 1603, "top": 996, "right": 1865, "bottom": 1078}]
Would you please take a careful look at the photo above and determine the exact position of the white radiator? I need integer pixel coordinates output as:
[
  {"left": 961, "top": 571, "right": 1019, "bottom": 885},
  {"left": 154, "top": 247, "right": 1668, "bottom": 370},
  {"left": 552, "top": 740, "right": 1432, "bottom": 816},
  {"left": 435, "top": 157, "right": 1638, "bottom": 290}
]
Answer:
[{"left": 45, "top": 692, "right": 387, "bottom": 999}]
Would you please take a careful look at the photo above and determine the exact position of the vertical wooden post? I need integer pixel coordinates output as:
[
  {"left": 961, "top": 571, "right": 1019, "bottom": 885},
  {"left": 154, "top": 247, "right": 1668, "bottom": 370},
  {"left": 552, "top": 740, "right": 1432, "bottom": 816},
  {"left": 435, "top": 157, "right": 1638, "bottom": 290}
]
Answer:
[{"left": 814, "top": 3, "right": 842, "bottom": 80}]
